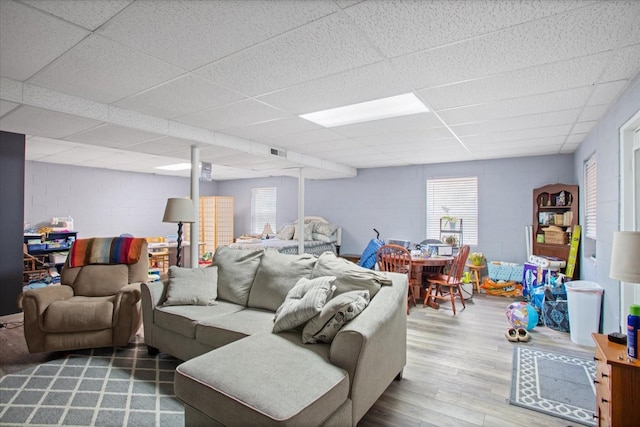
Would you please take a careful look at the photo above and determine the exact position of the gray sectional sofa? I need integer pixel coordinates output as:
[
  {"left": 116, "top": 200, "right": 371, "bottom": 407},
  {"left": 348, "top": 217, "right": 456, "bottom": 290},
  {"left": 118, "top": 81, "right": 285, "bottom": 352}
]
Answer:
[{"left": 141, "top": 247, "right": 408, "bottom": 426}]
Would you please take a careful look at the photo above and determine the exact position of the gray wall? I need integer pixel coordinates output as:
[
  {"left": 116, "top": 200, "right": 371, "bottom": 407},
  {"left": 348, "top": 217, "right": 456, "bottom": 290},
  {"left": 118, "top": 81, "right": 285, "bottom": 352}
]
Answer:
[
  {"left": 24, "top": 161, "right": 217, "bottom": 239},
  {"left": 573, "top": 73, "right": 640, "bottom": 333},
  {"left": 218, "top": 154, "right": 575, "bottom": 263},
  {"left": 0, "top": 131, "right": 26, "bottom": 316}
]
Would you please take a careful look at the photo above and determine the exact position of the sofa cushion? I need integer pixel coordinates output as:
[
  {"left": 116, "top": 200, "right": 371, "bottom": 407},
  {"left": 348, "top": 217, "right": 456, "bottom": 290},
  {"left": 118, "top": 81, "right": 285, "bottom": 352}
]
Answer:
[
  {"left": 175, "top": 333, "right": 348, "bottom": 427},
  {"left": 212, "top": 246, "right": 264, "bottom": 306},
  {"left": 273, "top": 276, "right": 336, "bottom": 333},
  {"left": 163, "top": 266, "right": 218, "bottom": 306},
  {"left": 293, "top": 222, "right": 314, "bottom": 241},
  {"left": 43, "top": 296, "right": 115, "bottom": 332},
  {"left": 312, "top": 252, "right": 392, "bottom": 298},
  {"left": 196, "top": 308, "right": 275, "bottom": 348},
  {"left": 302, "top": 290, "right": 370, "bottom": 344},
  {"left": 154, "top": 301, "right": 245, "bottom": 339},
  {"left": 248, "top": 251, "right": 317, "bottom": 311},
  {"left": 71, "top": 264, "right": 128, "bottom": 297}
]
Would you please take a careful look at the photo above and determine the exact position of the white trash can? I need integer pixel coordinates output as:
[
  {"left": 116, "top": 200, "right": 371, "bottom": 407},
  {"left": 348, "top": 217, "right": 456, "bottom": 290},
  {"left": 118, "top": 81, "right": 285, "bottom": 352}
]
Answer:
[{"left": 566, "top": 281, "right": 604, "bottom": 346}]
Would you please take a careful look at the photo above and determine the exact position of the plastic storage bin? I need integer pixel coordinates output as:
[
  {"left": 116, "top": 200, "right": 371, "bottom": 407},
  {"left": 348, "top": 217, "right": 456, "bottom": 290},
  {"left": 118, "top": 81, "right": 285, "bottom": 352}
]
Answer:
[{"left": 566, "top": 281, "right": 603, "bottom": 346}]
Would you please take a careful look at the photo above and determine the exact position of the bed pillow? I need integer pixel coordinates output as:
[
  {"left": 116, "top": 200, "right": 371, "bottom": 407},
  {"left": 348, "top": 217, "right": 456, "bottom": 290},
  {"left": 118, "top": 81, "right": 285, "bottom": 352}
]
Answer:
[
  {"left": 313, "top": 221, "right": 338, "bottom": 237},
  {"left": 293, "top": 223, "right": 314, "bottom": 241},
  {"left": 302, "top": 290, "right": 370, "bottom": 344},
  {"left": 163, "top": 266, "right": 218, "bottom": 306},
  {"left": 311, "top": 232, "right": 337, "bottom": 243},
  {"left": 273, "top": 276, "right": 336, "bottom": 333},
  {"left": 276, "top": 223, "right": 295, "bottom": 240}
]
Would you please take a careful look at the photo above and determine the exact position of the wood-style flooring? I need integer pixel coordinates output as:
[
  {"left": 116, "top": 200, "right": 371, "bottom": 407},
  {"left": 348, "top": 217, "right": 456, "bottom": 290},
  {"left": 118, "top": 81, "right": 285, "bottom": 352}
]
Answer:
[{"left": 1, "top": 294, "right": 593, "bottom": 426}]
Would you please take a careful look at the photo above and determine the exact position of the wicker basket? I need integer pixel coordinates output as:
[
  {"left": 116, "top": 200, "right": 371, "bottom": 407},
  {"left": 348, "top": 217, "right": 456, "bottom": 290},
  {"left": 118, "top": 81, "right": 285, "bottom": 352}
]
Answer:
[{"left": 543, "top": 229, "right": 568, "bottom": 244}]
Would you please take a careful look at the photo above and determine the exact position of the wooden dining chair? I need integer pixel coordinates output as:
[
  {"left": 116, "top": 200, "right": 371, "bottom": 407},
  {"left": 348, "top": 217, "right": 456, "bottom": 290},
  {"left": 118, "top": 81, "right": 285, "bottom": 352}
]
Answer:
[
  {"left": 376, "top": 244, "right": 418, "bottom": 315},
  {"left": 424, "top": 245, "right": 470, "bottom": 315}
]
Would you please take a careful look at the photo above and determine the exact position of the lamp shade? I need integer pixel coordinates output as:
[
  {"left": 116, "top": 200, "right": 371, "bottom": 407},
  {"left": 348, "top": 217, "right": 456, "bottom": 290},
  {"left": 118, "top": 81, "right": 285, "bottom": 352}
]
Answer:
[
  {"left": 610, "top": 231, "right": 640, "bottom": 282},
  {"left": 262, "top": 223, "right": 274, "bottom": 236},
  {"left": 163, "top": 198, "right": 195, "bottom": 223}
]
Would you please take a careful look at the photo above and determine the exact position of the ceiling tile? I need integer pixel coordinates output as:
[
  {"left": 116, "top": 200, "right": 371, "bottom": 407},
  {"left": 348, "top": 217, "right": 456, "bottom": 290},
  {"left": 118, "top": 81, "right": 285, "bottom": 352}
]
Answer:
[
  {"left": 437, "top": 86, "right": 594, "bottom": 124},
  {"left": 572, "top": 120, "right": 598, "bottom": 134},
  {"left": 64, "top": 123, "right": 163, "bottom": 148},
  {"left": 22, "top": 0, "right": 133, "bottom": 31},
  {"left": 392, "top": 1, "right": 637, "bottom": 89},
  {"left": 176, "top": 99, "right": 288, "bottom": 131},
  {"left": 354, "top": 127, "right": 456, "bottom": 147},
  {"left": 123, "top": 135, "right": 193, "bottom": 154},
  {"left": 344, "top": 0, "right": 595, "bottom": 57},
  {"left": 461, "top": 125, "right": 572, "bottom": 146},
  {"left": 0, "top": 100, "right": 19, "bottom": 117},
  {"left": 420, "top": 52, "right": 610, "bottom": 110},
  {"left": 293, "top": 138, "right": 366, "bottom": 155},
  {"left": 331, "top": 112, "right": 444, "bottom": 138},
  {"left": 115, "top": 73, "right": 245, "bottom": 119},
  {"left": 450, "top": 109, "right": 581, "bottom": 136},
  {"left": 98, "top": 0, "right": 338, "bottom": 70},
  {"left": 257, "top": 61, "right": 412, "bottom": 114},
  {"left": 196, "top": 13, "right": 383, "bottom": 96},
  {"left": 587, "top": 80, "right": 630, "bottom": 105},
  {"left": 29, "top": 34, "right": 184, "bottom": 103},
  {"left": 0, "top": 1, "right": 89, "bottom": 80},
  {"left": 26, "top": 135, "right": 81, "bottom": 159},
  {"left": 221, "top": 116, "right": 321, "bottom": 142},
  {"left": 600, "top": 43, "right": 640, "bottom": 82},
  {"left": 261, "top": 128, "right": 346, "bottom": 149},
  {"left": 579, "top": 105, "right": 609, "bottom": 122},
  {"left": 0, "top": 105, "right": 104, "bottom": 138}
]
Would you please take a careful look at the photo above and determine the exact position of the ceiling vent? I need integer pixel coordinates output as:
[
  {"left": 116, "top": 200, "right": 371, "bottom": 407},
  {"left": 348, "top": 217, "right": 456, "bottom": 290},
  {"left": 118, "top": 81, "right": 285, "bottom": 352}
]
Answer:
[{"left": 270, "top": 148, "right": 287, "bottom": 157}]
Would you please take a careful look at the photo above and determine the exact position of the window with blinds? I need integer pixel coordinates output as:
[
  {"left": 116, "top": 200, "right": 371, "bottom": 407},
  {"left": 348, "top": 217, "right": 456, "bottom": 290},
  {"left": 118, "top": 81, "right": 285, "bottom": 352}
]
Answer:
[
  {"left": 251, "top": 187, "right": 277, "bottom": 235},
  {"left": 584, "top": 155, "right": 597, "bottom": 240},
  {"left": 426, "top": 177, "right": 478, "bottom": 245}
]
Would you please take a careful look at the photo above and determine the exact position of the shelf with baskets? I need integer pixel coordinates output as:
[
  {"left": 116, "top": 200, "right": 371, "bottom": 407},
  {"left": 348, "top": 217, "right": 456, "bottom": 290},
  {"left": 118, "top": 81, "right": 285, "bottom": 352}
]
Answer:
[
  {"left": 532, "top": 184, "right": 578, "bottom": 275},
  {"left": 439, "top": 217, "right": 462, "bottom": 247}
]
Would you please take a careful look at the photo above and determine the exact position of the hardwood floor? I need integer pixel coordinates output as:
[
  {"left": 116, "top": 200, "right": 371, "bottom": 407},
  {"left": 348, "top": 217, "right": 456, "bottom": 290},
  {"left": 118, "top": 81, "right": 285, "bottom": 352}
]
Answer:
[{"left": 1, "top": 294, "right": 593, "bottom": 426}]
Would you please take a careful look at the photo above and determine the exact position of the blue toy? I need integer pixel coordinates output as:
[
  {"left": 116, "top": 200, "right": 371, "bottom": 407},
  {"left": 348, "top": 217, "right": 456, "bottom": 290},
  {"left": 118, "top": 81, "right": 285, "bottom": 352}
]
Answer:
[{"left": 506, "top": 301, "right": 538, "bottom": 331}]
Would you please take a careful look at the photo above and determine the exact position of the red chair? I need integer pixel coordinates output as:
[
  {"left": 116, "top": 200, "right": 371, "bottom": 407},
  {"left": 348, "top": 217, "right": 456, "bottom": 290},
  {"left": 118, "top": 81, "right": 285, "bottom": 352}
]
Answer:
[
  {"left": 376, "top": 244, "right": 418, "bottom": 315},
  {"left": 424, "top": 245, "right": 470, "bottom": 315}
]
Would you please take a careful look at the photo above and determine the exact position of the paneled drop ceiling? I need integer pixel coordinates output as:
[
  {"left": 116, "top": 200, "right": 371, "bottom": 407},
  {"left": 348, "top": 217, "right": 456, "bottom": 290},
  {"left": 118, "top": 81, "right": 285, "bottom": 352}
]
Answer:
[{"left": 1, "top": 0, "right": 639, "bottom": 180}]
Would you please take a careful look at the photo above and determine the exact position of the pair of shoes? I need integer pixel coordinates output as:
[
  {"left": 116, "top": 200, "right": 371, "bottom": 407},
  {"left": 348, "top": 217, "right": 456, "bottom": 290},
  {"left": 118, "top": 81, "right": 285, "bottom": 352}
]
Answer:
[
  {"left": 505, "top": 328, "right": 518, "bottom": 342},
  {"left": 517, "top": 328, "right": 531, "bottom": 342}
]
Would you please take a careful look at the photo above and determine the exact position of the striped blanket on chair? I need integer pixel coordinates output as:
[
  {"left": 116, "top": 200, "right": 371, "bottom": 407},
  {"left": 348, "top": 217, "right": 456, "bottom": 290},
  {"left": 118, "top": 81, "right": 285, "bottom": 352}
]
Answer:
[{"left": 68, "top": 237, "right": 145, "bottom": 267}]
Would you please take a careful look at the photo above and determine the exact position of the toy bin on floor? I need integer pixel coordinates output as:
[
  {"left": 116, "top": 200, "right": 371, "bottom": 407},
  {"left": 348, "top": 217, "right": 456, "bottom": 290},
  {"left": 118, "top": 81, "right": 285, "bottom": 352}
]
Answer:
[{"left": 565, "top": 281, "right": 603, "bottom": 346}]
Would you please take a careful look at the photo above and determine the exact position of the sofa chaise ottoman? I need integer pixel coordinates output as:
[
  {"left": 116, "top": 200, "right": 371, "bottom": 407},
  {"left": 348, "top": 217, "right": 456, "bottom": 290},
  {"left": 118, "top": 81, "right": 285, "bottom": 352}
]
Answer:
[{"left": 141, "top": 247, "right": 408, "bottom": 426}]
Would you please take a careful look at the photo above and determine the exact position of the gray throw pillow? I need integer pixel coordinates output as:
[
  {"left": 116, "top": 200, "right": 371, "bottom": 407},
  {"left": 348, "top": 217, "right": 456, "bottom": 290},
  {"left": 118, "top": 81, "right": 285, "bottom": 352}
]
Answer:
[
  {"left": 273, "top": 276, "right": 336, "bottom": 333},
  {"left": 293, "top": 223, "right": 314, "bottom": 241},
  {"left": 302, "top": 290, "right": 370, "bottom": 344},
  {"left": 248, "top": 250, "right": 317, "bottom": 311},
  {"left": 213, "top": 246, "right": 264, "bottom": 305},
  {"left": 276, "top": 224, "right": 295, "bottom": 240},
  {"left": 313, "top": 221, "right": 338, "bottom": 236},
  {"left": 163, "top": 266, "right": 218, "bottom": 306},
  {"left": 312, "top": 252, "right": 391, "bottom": 298}
]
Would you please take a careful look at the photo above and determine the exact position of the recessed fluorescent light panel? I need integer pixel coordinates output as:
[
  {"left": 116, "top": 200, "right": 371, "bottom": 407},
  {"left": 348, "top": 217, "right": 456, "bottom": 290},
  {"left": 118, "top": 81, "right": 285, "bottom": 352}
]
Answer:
[
  {"left": 300, "top": 93, "right": 429, "bottom": 127},
  {"left": 155, "top": 163, "right": 192, "bottom": 171}
]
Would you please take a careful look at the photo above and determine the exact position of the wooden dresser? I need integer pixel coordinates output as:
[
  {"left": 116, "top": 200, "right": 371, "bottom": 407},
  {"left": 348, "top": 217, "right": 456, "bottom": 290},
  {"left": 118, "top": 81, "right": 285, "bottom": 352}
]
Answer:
[{"left": 592, "top": 333, "right": 640, "bottom": 426}]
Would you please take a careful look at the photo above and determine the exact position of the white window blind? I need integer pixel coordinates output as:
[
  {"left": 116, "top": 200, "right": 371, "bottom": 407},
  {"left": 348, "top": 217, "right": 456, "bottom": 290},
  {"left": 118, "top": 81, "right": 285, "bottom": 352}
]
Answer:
[
  {"left": 584, "top": 155, "right": 597, "bottom": 240},
  {"left": 251, "top": 187, "right": 277, "bottom": 235},
  {"left": 426, "top": 177, "right": 478, "bottom": 246}
]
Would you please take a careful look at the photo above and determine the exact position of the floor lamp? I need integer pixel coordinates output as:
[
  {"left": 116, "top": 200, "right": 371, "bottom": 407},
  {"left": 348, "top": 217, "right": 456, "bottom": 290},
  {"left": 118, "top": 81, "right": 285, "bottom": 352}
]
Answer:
[
  {"left": 163, "top": 198, "right": 195, "bottom": 267},
  {"left": 610, "top": 231, "right": 640, "bottom": 334}
]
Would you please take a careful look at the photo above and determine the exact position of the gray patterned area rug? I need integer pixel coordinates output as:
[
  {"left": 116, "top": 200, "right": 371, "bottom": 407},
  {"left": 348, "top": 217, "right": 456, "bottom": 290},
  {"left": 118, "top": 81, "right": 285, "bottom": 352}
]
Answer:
[
  {"left": 509, "top": 346, "right": 596, "bottom": 426},
  {"left": 0, "top": 337, "right": 183, "bottom": 426}
]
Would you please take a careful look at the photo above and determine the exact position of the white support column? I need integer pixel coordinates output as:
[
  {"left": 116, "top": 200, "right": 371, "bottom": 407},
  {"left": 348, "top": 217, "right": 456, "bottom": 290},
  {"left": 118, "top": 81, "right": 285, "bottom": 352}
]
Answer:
[
  {"left": 298, "top": 168, "right": 305, "bottom": 255},
  {"left": 190, "top": 146, "right": 200, "bottom": 268}
]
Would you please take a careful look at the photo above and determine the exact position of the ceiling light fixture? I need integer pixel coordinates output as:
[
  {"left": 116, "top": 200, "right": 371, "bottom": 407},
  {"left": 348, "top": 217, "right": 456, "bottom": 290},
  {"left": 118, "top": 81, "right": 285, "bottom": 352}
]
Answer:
[
  {"left": 155, "top": 163, "right": 192, "bottom": 171},
  {"left": 300, "top": 93, "right": 429, "bottom": 128}
]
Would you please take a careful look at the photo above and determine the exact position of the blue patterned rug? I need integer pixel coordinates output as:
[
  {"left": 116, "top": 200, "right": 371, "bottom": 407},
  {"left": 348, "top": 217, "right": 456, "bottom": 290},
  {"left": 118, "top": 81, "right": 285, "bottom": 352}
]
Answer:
[
  {"left": 509, "top": 346, "right": 596, "bottom": 426},
  {"left": 0, "top": 337, "right": 183, "bottom": 426}
]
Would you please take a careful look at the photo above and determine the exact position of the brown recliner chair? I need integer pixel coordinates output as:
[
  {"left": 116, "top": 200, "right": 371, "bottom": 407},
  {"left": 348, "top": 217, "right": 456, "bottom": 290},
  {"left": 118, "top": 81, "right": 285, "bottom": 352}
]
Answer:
[{"left": 22, "top": 239, "right": 148, "bottom": 353}]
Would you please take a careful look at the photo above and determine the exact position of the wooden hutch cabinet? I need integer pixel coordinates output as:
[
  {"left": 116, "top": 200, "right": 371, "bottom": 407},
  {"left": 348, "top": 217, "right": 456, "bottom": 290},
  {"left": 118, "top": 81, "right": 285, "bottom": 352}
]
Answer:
[{"left": 532, "top": 184, "right": 578, "bottom": 276}]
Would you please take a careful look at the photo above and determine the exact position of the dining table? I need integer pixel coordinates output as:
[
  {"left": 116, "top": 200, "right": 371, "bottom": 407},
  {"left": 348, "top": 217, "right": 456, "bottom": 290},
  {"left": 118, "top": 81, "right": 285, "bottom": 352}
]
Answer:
[{"left": 410, "top": 255, "right": 454, "bottom": 308}]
